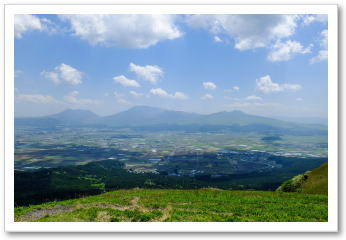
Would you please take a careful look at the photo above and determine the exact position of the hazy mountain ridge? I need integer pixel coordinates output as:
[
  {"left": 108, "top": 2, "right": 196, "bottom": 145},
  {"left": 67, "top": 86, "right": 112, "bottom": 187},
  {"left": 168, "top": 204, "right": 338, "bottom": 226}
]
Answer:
[
  {"left": 101, "top": 106, "right": 202, "bottom": 126},
  {"left": 15, "top": 106, "right": 327, "bottom": 134}
]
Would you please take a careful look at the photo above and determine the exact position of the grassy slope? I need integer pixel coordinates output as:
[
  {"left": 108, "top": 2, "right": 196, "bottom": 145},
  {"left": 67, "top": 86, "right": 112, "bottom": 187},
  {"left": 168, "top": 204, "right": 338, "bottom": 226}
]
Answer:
[
  {"left": 301, "top": 162, "right": 328, "bottom": 195},
  {"left": 277, "top": 163, "right": 328, "bottom": 195},
  {"left": 15, "top": 189, "right": 327, "bottom": 222}
]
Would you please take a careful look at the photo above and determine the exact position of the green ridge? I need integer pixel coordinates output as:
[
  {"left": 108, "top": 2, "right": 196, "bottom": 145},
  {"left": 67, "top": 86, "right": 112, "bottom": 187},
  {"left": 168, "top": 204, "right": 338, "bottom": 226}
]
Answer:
[{"left": 277, "top": 163, "right": 328, "bottom": 195}]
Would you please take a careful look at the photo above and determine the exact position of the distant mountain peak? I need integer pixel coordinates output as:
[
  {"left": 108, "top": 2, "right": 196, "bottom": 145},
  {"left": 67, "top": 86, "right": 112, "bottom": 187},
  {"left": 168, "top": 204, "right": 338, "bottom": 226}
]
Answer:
[
  {"left": 128, "top": 105, "right": 164, "bottom": 111},
  {"left": 230, "top": 110, "right": 245, "bottom": 114},
  {"left": 51, "top": 109, "right": 98, "bottom": 117},
  {"left": 58, "top": 108, "right": 96, "bottom": 114}
]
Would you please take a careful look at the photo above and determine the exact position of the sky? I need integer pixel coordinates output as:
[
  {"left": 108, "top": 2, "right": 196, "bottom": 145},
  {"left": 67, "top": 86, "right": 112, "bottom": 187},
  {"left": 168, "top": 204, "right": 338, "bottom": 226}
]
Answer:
[{"left": 14, "top": 14, "right": 328, "bottom": 118}]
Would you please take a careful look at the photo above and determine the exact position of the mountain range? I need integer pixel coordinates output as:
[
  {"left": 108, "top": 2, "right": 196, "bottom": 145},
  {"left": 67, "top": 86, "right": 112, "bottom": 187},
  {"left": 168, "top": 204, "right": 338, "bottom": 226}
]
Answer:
[{"left": 15, "top": 106, "right": 327, "bottom": 135}]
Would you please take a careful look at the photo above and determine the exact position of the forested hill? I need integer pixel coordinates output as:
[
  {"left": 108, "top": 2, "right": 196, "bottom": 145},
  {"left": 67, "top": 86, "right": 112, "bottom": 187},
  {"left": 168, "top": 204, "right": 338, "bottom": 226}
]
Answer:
[{"left": 15, "top": 156, "right": 327, "bottom": 206}]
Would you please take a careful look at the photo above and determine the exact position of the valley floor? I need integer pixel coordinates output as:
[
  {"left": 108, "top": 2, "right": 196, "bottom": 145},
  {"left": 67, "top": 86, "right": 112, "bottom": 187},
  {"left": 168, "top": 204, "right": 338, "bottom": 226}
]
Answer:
[{"left": 14, "top": 189, "right": 328, "bottom": 222}]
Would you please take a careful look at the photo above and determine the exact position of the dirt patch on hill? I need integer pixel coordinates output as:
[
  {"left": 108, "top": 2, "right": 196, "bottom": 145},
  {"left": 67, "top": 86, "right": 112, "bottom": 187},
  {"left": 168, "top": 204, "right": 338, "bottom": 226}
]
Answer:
[{"left": 17, "top": 205, "right": 75, "bottom": 222}]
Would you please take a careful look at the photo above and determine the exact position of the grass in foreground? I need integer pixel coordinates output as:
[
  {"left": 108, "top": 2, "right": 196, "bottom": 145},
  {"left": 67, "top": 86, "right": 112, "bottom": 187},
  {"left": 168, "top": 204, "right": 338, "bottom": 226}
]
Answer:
[{"left": 14, "top": 189, "right": 328, "bottom": 222}]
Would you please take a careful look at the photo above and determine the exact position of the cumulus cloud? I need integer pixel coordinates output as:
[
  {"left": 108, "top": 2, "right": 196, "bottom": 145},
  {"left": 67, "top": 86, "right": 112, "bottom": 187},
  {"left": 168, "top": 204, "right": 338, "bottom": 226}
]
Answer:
[
  {"left": 225, "top": 86, "right": 240, "bottom": 93},
  {"left": 281, "top": 83, "right": 302, "bottom": 91},
  {"left": 201, "top": 94, "right": 213, "bottom": 100},
  {"left": 150, "top": 88, "right": 168, "bottom": 97},
  {"left": 310, "top": 29, "right": 328, "bottom": 64},
  {"left": 302, "top": 14, "right": 327, "bottom": 25},
  {"left": 16, "top": 94, "right": 59, "bottom": 104},
  {"left": 129, "top": 90, "right": 143, "bottom": 98},
  {"left": 268, "top": 40, "right": 312, "bottom": 62},
  {"left": 14, "top": 14, "right": 43, "bottom": 39},
  {"left": 59, "top": 14, "right": 182, "bottom": 48},
  {"left": 41, "top": 63, "right": 83, "bottom": 85},
  {"left": 256, "top": 75, "right": 301, "bottom": 94},
  {"left": 63, "top": 91, "right": 101, "bottom": 105},
  {"left": 203, "top": 81, "right": 217, "bottom": 90},
  {"left": 113, "top": 91, "right": 131, "bottom": 105},
  {"left": 214, "top": 36, "right": 223, "bottom": 43},
  {"left": 41, "top": 71, "right": 60, "bottom": 84},
  {"left": 232, "top": 86, "right": 240, "bottom": 91},
  {"left": 246, "top": 95, "right": 262, "bottom": 101},
  {"left": 113, "top": 75, "right": 140, "bottom": 88},
  {"left": 150, "top": 88, "right": 188, "bottom": 100},
  {"left": 173, "top": 92, "right": 189, "bottom": 100},
  {"left": 15, "top": 14, "right": 58, "bottom": 39},
  {"left": 187, "top": 14, "right": 299, "bottom": 51},
  {"left": 129, "top": 62, "right": 163, "bottom": 84}
]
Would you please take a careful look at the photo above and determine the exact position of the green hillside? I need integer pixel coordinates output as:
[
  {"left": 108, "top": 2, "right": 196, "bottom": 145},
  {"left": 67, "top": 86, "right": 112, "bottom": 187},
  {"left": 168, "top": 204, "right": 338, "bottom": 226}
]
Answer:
[
  {"left": 277, "top": 163, "right": 328, "bottom": 195},
  {"left": 15, "top": 188, "right": 327, "bottom": 222},
  {"left": 302, "top": 162, "right": 328, "bottom": 194}
]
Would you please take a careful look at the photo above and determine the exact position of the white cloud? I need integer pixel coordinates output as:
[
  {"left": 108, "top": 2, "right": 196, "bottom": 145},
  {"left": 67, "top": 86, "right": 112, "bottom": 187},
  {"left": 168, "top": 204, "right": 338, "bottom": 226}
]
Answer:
[
  {"left": 281, "top": 83, "right": 302, "bottom": 91},
  {"left": 113, "top": 75, "right": 140, "bottom": 88},
  {"left": 225, "top": 86, "right": 240, "bottom": 93},
  {"left": 63, "top": 91, "right": 101, "bottom": 105},
  {"left": 150, "top": 88, "right": 169, "bottom": 97},
  {"left": 296, "top": 97, "right": 303, "bottom": 101},
  {"left": 214, "top": 36, "right": 223, "bottom": 43},
  {"left": 41, "top": 63, "right": 83, "bottom": 85},
  {"left": 201, "top": 94, "right": 213, "bottom": 100},
  {"left": 14, "top": 14, "right": 43, "bottom": 39},
  {"left": 310, "top": 50, "right": 328, "bottom": 64},
  {"left": 129, "top": 62, "right": 163, "bottom": 84},
  {"left": 41, "top": 71, "right": 60, "bottom": 84},
  {"left": 16, "top": 94, "right": 59, "bottom": 104},
  {"left": 187, "top": 14, "right": 299, "bottom": 51},
  {"left": 113, "top": 91, "right": 131, "bottom": 105},
  {"left": 268, "top": 40, "right": 312, "bottom": 62},
  {"left": 203, "top": 81, "right": 217, "bottom": 90},
  {"left": 150, "top": 88, "right": 188, "bottom": 100},
  {"left": 302, "top": 14, "right": 327, "bottom": 25},
  {"left": 57, "top": 64, "right": 83, "bottom": 85},
  {"left": 256, "top": 75, "right": 301, "bottom": 94},
  {"left": 59, "top": 14, "right": 182, "bottom": 49},
  {"left": 246, "top": 95, "right": 262, "bottom": 101},
  {"left": 256, "top": 75, "right": 282, "bottom": 93},
  {"left": 173, "top": 92, "right": 189, "bottom": 100},
  {"left": 232, "top": 86, "right": 240, "bottom": 91},
  {"left": 310, "top": 29, "right": 328, "bottom": 64},
  {"left": 129, "top": 90, "right": 143, "bottom": 97},
  {"left": 14, "top": 14, "right": 58, "bottom": 39}
]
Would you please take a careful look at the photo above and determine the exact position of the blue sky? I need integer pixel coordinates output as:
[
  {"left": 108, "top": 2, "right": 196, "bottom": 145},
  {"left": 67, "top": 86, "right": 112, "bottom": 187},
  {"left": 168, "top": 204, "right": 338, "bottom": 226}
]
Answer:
[{"left": 14, "top": 14, "right": 328, "bottom": 118}]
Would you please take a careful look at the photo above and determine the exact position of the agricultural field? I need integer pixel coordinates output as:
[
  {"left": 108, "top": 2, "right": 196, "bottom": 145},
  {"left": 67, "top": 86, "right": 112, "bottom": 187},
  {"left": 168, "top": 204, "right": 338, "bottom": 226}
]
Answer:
[{"left": 14, "top": 126, "right": 328, "bottom": 173}]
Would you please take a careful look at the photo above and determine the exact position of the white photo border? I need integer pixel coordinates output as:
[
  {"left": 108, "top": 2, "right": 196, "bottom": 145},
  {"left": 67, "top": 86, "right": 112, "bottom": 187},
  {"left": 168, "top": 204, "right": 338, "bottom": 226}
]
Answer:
[{"left": 4, "top": 4, "right": 338, "bottom": 232}]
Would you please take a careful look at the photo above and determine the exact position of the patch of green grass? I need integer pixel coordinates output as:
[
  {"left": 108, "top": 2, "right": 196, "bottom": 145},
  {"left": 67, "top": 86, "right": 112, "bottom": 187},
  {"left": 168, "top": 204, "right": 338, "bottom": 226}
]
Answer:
[{"left": 15, "top": 189, "right": 327, "bottom": 222}]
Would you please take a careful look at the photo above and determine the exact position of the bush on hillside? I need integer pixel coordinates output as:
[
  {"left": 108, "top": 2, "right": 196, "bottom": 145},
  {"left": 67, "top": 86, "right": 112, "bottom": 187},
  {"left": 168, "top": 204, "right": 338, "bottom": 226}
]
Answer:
[{"left": 277, "top": 173, "right": 309, "bottom": 192}]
